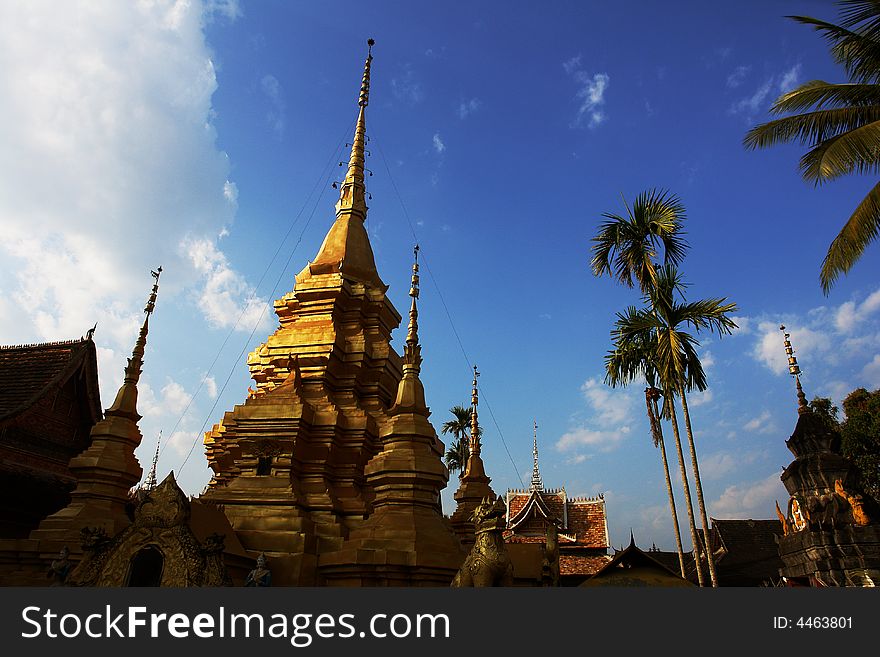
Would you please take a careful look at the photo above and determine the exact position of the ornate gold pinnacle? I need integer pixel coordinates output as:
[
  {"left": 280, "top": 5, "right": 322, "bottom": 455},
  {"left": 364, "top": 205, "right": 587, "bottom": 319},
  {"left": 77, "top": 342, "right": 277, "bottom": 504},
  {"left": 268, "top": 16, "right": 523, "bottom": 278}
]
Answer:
[
  {"left": 470, "top": 365, "right": 480, "bottom": 456},
  {"left": 780, "top": 324, "right": 808, "bottom": 415},
  {"left": 106, "top": 267, "right": 162, "bottom": 421},
  {"left": 530, "top": 420, "right": 543, "bottom": 492}
]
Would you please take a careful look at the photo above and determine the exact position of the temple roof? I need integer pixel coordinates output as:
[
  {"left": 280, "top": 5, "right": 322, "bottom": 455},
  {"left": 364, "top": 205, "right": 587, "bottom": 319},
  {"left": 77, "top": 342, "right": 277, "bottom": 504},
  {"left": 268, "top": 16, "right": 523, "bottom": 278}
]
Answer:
[
  {"left": 0, "top": 338, "right": 101, "bottom": 424},
  {"left": 505, "top": 488, "right": 608, "bottom": 549},
  {"left": 584, "top": 538, "right": 693, "bottom": 586},
  {"left": 708, "top": 518, "right": 784, "bottom": 585}
]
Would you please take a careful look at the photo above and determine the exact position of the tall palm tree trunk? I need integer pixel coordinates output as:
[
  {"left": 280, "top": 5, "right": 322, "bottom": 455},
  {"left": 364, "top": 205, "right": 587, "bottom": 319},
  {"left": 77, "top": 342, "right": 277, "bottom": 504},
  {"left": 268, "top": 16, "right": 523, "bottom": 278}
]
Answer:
[
  {"left": 650, "top": 394, "right": 686, "bottom": 578},
  {"left": 667, "top": 402, "right": 705, "bottom": 586},
  {"left": 678, "top": 385, "right": 718, "bottom": 587}
]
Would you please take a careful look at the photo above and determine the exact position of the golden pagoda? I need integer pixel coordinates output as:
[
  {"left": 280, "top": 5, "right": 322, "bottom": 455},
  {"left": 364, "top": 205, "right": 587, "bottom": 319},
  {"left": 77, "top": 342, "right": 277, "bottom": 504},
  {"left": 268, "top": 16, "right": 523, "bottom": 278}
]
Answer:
[{"left": 200, "top": 40, "right": 465, "bottom": 585}]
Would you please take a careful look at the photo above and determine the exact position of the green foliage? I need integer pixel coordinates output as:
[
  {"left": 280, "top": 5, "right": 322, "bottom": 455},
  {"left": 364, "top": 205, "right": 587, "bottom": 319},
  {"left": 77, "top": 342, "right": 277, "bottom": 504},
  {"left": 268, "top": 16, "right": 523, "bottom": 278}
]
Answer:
[
  {"left": 441, "top": 404, "right": 477, "bottom": 476},
  {"left": 809, "top": 396, "right": 841, "bottom": 430},
  {"left": 840, "top": 387, "right": 880, "bottom": 499},
  {"left": 744, "top": 1, "right": 880, "bottom": 293}
]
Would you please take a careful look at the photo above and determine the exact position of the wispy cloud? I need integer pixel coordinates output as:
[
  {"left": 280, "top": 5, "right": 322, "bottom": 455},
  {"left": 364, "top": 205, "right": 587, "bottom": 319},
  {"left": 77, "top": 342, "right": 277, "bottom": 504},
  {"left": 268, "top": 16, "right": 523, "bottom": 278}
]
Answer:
[
  {"left": 391, "top": 65, "right": 424, "bottom": 105},
  {"left": 457, "top": 97, "right": 482, "bottom": 119},
  {"left": 726, "top": 65, "right": 750, "bottom": 89},
  {"left": 562, "top": 55, "right": 609, "bottom": 128},
  {"left": 729, "top": 63, "right": 802, "bottom": 119},
  {"left": 260, "top": 74, "right": 286, "bottom": 137},
  {"left": 779, "top": 63, "right": 802, "bottom": 93},
  {"left": 743, "top": 410, "right": 775, "bottom": 434},
  {"left": 432, "top": 132, "right": 446, "bottom": 153}
]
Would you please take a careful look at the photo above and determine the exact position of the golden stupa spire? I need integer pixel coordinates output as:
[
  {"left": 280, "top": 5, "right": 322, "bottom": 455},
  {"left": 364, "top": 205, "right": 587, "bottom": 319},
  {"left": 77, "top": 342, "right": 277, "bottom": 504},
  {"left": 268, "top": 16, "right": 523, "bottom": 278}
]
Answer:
[
  {"left": 305, "top": 39, "right": 384, "bottom": 288},
  {"left": 530, "top": 420, "right": 543, "bottom": 492},
  {"left": 105, "top": 267, "right": 162, "bottom": 421},
  {"left": 335, "top": 38, "right": 373, "bottom": 220},
  {"left": 469, "top": 365, "right": 481, "bottom": 457},
  {"left": 780, "top": 325, "right": 808, "bottom": 414},
  {"left": 390, "top": 245, "right": 428, "bottom": 413}
]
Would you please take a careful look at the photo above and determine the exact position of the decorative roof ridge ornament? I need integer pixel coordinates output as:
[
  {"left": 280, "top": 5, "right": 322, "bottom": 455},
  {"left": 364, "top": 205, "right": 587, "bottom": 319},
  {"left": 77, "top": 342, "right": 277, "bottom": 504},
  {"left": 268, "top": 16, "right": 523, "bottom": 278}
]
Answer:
[
  {"left": 530, "top": 420, "right": 544, "bottom": 492},
  {"left": 780, "top": 325, "right": 808, "bottom": 415},
  {"left": 105, "top": 267, "right": 162, "bottom": 421},
  {"left": 143, "top": 430, "right": 162, "bottom": 491}
]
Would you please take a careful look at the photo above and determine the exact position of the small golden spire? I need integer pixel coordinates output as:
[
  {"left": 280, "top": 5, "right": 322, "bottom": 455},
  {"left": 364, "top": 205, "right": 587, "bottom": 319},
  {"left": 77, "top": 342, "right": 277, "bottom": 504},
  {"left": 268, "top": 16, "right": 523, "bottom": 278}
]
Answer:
[
  {"left": 106, "top": 267, "right": 161, "bottom": 421},
  {"left": 780, "top": 325, "right": 808, "bottom": 415},
  {"left": 530, "top": 420, "right": 543, "bottom": 492},
  {"left": 470, "top": 365, "right": 480, "bottom": 456},
  {"left": 404, "top": 244, "right": 421, "bottom": 369}
]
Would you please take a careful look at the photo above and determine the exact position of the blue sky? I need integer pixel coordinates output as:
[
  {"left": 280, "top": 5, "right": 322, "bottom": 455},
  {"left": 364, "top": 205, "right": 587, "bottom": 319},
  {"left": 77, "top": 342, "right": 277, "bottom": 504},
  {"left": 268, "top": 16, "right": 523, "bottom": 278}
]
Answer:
[{"left": 2, "top": 0, "right": 880, "bottom": 552}]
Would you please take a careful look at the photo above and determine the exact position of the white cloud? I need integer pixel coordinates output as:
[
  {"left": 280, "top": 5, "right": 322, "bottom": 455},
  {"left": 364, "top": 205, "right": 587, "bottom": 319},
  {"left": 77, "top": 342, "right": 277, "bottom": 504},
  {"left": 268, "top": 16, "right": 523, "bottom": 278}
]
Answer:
[
  {"left": 688, "top": 388, "right": 714, "bottom": 408},
  {"left": 562, "top": 56, "right": 609, "bottom": 129},
  {"left": 729, "top": 78, "right": 773, "bottom": 117},
  {"left": 581, "top": 378, "right": 632, "bottom": 425},
  {"left": 183, "top": 236, "right": 271, "bottom": 332},
  {"left": 203, "top": 374, "right": 218, "bottom": 399},
  {"left": 457, "top": 97, "right": 482, "bottom": 119},
  {"left": 835, "top": 288, "right": 880, "bottom": 333},
  {"left": 862, "top": 354, "right": 880, "bottom": 387},
  {"left": 562, "top": 55, "right": 582, "bottom": 75},
  {"left": 0, "top": 0, "right": 246, "bottom": 408},
  {"left": 710, "top": 473, "right": 787, "bottom": 518},
  {"left": 432, "top": 133, "right": 446, "bottom": 153},
  {"left": 753, "top": 320, "right": 831, "bottom": 375},
  {"left": 391, "top": 66, "right": 424, "bottom": 105},
  {"left": 743, "top": 410, "right": 773, "bottom": 433},
  {"left": 700, "top": 350, "right": 715, "bottom": 371},
  {"left": 730, "top": 316, "right": 751, "bottom": 335},
  {"left": 726, "top": 65, "right": 750, "bottom": 88},
  {"left": 556, "top": 426, "right": 630, "bottom": 452},
  {"left": 260, "top": 74, "right": 285, "bottom": 136},
  {"left": 779, "top": 63, "right": 802, "bottom": 93}
]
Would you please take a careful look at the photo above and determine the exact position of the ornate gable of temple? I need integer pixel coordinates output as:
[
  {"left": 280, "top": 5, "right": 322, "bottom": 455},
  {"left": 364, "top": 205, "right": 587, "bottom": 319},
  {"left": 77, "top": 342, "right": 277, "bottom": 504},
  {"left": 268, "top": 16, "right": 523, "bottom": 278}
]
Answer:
[
  {"left": 503, "top": 487, "right": 608, "bottom": 549},
  {"left": 69, "top": 472, "right": 241, "bottom": 587},
  {"left": 0, "top": 337, "right": 102, "bottom": 537}
]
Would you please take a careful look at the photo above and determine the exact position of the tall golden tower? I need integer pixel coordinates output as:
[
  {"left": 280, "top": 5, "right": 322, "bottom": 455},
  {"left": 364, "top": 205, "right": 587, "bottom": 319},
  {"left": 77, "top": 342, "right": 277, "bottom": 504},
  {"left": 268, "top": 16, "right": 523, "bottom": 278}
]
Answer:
[{"left": 201, "top": 40, "right": 454, "bottom": 585}]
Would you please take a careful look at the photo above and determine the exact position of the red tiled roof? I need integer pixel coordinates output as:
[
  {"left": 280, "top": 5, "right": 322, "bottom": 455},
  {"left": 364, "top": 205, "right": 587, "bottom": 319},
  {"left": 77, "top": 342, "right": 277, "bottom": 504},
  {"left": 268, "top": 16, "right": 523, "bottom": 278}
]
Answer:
[
  {"left": 0, "top": 339, "right": 101, "bottom": 422},
  {"left": 505, "top": 488, "right": 608, "bottom": 549},
  {"left": 559, "top": 554, "right": 611, "bottom": 576}
]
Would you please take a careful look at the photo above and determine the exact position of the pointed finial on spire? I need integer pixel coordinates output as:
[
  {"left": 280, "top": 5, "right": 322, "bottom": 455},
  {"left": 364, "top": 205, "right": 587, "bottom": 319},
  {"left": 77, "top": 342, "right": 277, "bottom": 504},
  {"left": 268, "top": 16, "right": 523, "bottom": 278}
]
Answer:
[
  {"left": 106, "top": 267, "right": 162, "bottom": 421},
  {"left": 470, "top": 365, "right": 481, "bottom": 456},
  {"left": 144, "top": 430, "right": 161, "bottom": 491},
  {"left": 404, "top": 244, "right": 422, "bottom": 368},
  {"left": 334, "top": 39, "right": 374, "bottom": 221},
  {"left": 780, "top": 325, "right": 808, "bottom": 415},
  {"left": 530, "top": 420, "right": 544, "bottom": 492}
]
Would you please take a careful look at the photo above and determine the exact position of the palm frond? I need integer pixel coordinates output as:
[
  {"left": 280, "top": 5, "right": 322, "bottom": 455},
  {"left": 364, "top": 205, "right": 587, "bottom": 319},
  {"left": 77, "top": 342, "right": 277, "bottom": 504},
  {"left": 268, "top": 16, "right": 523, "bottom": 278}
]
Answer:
[
  {"left": 820, "top": 179, "right": 880, "bottom": 292},
  {"left": 744, "top": 106, "right": 880, "bottom": 150},
  {"left": 771, "top": 81, "right": 880, "bottom": 112},
  {"left": 799, "top": 118, "right": 880, "bottom": 182},
  {"left": 789, "top": 14, "right": 880, "bottom": 83}
]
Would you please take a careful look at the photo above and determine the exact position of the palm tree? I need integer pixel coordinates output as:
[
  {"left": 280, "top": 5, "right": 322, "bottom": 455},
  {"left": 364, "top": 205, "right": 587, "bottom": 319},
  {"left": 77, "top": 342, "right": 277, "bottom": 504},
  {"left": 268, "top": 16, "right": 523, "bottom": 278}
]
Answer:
[
  {"left": 615, "top": 266, "right": 738, "bottom": 587},
  {"left": 592, "top": 190, "right": 707, "bottom": 583},
  {"left": 744, "top": 1, "right": 880, "bottom": 293},
  {"left": 605, "top": 320, "right": 687, "bottom": 578},
  {"left": 442, "top": 405, "right": 473, "bottom": 476},
  {"left": 591, "top": 188, "right": 688, "bottom": 294}
]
